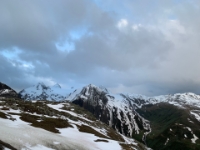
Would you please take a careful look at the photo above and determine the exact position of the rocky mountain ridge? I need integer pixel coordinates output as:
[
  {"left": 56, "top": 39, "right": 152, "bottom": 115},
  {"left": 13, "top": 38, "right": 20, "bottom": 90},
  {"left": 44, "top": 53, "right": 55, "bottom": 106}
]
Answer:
[
  {"left": 19, "top": 82, "right": 200, "bottom": 110},
  {"left": 71, "top": 84, "right": 151, "bottom": 137}
]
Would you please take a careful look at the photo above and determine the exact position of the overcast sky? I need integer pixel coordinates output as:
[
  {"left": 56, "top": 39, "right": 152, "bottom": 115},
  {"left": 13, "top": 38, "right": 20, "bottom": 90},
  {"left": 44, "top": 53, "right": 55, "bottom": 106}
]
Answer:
[{"left": 1, "top": 0, "right": 200, "bottom": 96}]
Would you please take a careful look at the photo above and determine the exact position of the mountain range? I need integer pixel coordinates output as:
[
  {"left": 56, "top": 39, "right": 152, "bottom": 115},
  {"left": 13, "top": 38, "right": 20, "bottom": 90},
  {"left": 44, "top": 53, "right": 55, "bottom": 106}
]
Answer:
[{"left": 1, "top": 82, "right": 200, "bottom": 149}]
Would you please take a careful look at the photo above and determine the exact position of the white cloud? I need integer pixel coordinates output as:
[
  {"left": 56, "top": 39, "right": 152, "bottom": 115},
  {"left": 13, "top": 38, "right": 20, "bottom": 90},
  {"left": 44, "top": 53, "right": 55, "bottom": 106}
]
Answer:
[
  {"left": 132, "top": 24, "right": 141, "bottom": 31},
  {"left": 117, "top": 19, "right": 128, "bottom": 28}
]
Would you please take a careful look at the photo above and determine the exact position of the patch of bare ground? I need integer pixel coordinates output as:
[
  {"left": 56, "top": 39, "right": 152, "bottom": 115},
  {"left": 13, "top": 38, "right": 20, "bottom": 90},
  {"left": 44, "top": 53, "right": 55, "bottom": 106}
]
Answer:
[
  {"left": 94, "top": 139, "right": 109, "bottom": 142},
  {"left": 76, "top": 124, "right": 109, "bottom": 139},
  {"left": 20, "top": 113, "right": 73, "bottom": 133},
  {"left": 0, "top": 112, "right": 7, "bottom": 119},
  {"left": 1, "top": 107, "right": 9, "bottom": 111}
]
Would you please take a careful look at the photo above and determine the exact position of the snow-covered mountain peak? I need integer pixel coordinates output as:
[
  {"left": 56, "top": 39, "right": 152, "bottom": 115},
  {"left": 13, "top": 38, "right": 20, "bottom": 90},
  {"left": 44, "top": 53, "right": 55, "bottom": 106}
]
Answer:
[
  {"left": 19, "top": 82, "right": 200, "bottom": 109},
  {"left": 82, "top": 84, "right": 109, "bottom": 95},
  {"left": 70, "top": 85, "right": 151, "bottom": 137},
  {"left": 19, "top": 83, "right": 66, "bottom": 101},
  {"left": 35, "top": 82, "right": 48, "bottom": 90}
]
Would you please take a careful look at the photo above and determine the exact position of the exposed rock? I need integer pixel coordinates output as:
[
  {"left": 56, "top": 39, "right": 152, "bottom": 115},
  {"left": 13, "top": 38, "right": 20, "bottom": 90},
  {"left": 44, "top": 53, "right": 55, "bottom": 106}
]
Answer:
[{"left": 71, "top": 84, "right": 151, "bottom": 137}]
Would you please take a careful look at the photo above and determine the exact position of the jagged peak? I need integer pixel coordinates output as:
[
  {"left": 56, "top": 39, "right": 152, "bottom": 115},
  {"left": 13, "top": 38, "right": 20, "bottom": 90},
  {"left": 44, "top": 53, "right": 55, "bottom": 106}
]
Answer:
[
  {"left": 83, "top": 84, "right": 109, "bottom": 94},
  {"left": 35, "top": 82, "right": 48, "bottom": 90}
]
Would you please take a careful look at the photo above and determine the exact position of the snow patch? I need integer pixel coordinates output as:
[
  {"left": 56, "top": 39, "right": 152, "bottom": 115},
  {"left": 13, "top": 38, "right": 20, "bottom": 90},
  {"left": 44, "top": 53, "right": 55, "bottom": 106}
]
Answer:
[
  {"left": 58, "top": 125, "right": 121, "bottom": 150},
  {"left": 47, "top": 103, "right": 93, "bottom": 122},
  {"left": 164, "top": 138, "right": 169, "bottom": 145},
  {"left": 53, "top": 141, "right": 60, "bottom": 145},
  {"left": 191, "top": 134, "right": 198, "bottom": 143},
  {"left": 184, "top": 134, "right": 187, "bottom": 138},
  {"left": 190, "top": 111, "right": 200, "bottom": 122},
  {"left": 185, "top": 127, "right": 198, "bottom": 143}
]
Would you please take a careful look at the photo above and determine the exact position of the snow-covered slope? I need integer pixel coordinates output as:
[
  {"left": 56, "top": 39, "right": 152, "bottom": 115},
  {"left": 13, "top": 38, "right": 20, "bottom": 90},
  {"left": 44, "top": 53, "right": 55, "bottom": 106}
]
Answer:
[
  {"left": 19, "top": 82, "right": 67, "bottom": 101},
  {"left": 0, "top": 99, "right": 149, "bottom": 150},
  {"left": 0, "top": 82, "right": 18, "bottom": 98}
]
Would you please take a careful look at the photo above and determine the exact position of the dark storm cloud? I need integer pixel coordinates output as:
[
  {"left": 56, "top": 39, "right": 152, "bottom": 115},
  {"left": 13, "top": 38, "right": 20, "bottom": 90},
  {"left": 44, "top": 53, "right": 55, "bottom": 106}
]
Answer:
[
  {"left": 63, "top": 26, "right": 172, "bottom": 74},
  {"left": 0, "top": 54, "right": 32, "bottom": 91},
  {"left": 1, "top": 0, "right": 200, "bottom": 95},
  {"left": 0, "top": 0, "right": 98, "bottom": 53}
]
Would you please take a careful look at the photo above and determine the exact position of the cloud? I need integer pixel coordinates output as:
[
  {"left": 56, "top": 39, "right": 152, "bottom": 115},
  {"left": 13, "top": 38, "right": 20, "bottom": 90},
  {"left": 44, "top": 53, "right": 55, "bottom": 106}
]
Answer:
[{"left": 1, "top": 0, "right": 200, "bottom": 96}]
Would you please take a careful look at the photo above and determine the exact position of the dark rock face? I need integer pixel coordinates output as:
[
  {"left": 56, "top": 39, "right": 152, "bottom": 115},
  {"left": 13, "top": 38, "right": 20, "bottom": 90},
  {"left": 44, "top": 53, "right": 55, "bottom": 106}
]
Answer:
[
  {"left": 72, "top": 84, "right": 151, "bottom": 137},
  {"left": 0, "top": 82, "right": 18, "bottom": 98}
]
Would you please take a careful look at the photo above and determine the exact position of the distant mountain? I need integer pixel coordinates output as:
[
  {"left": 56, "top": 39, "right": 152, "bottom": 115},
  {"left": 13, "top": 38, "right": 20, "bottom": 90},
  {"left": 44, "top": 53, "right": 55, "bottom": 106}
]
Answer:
[
  {"left": 0, "top": 82, "right": 18, "bottom": 98},
  {"left": 120, "top": 92, "right": 200, "bottom": 109},
  {"left": 19, "top": 82, "right": 67, "bottom": 101}
]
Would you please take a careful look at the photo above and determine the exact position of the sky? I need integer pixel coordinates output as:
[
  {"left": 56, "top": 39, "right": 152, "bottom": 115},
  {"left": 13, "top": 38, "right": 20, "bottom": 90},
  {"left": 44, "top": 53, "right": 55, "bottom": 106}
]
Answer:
[{"left": 1, "top": 0, "right": 200, "bottom": 96}]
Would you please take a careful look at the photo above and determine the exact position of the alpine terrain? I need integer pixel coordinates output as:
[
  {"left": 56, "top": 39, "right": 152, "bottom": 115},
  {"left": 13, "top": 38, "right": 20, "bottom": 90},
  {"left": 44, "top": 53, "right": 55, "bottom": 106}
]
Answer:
[{"left": 1, "top": 82, "right": 200, "bottom": 149}]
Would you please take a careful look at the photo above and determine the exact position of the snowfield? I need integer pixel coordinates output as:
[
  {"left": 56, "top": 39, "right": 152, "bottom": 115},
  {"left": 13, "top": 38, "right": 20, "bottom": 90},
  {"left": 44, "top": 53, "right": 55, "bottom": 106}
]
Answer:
[
  {"left": 0, "top": 113, "right": 122, "bottom": 150},
  {"left": 0, "top": 115, "right": 89, "bottom": 150}
]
